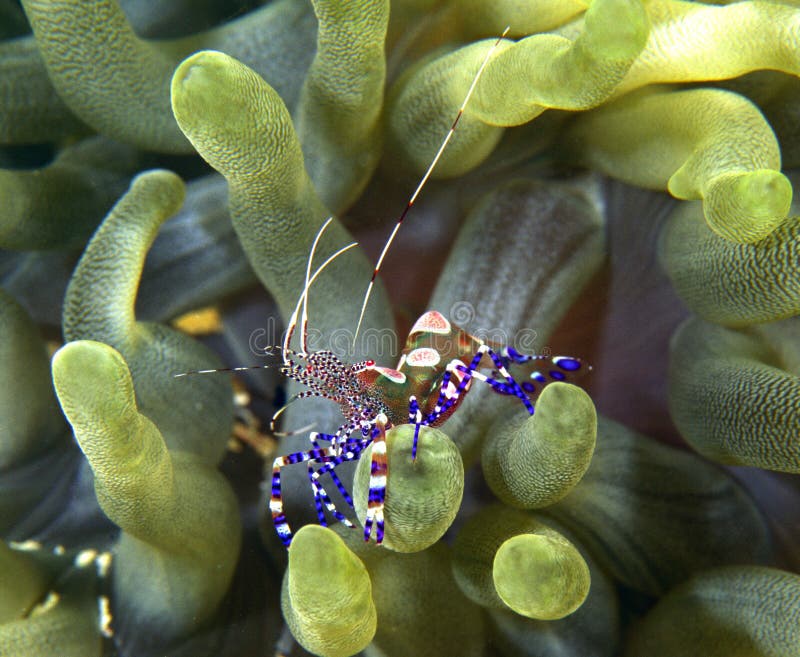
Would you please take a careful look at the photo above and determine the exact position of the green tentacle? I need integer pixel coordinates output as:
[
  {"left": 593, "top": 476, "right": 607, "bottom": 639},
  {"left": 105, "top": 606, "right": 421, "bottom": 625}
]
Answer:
[
  {"left": 63, "top": 170, "right": 233, "bottom": 464},
  {"left": 669, "top": 317, "right": 800, "bottom": 472},
  {"left": 563, "top": 86, "right": 792, "bottom": 243},
  {"left": 51, "top": 340, "right": 241, "bottom": 645}
]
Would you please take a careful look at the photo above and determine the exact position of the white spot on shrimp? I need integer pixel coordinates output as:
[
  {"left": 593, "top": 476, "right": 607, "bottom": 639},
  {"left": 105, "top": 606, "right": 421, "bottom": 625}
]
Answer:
[
  {"left": 406, "top": 347, "right": 441, "bottom": 367},
  {"left": 410, "top": 311, "right": 451, "bottom": 335},
  {"left": 373, "top": 366, "right": 407, "bottom": 384}
]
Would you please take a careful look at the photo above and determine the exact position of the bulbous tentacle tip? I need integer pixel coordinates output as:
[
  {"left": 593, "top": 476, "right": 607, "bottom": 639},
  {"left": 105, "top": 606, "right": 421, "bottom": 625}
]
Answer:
[
  {"left": 171, "top": 50, "right": 245, "bottom": 155},
  {"left": 126, "top": 168, "right": 186, "bottom": 214},
  {"left": 703, "top": 169, "right": 793, "bottom": 243},
  {"left": 452, "top": 504, "right": 591, "bottom": 620},
  {"left": 482, "top": 382, "right": 597, "bottom": 509},
  {"left": 169, "top": 48, "right": 300, "bottom": 190},
  {"left": 353, "top": 424, "right": 464, "bottom": 553},
  {"left": 493, "top": 532, "right": 590, "bottom": 620},
  {"left": 52, "top": 340, "right": 134, "bottom": 427},
  {"left": 171, "top": 50, "right": 231, "bottom": 111},
  {"left": 282, "top": 525, "right": 376, "bottom": 657}
]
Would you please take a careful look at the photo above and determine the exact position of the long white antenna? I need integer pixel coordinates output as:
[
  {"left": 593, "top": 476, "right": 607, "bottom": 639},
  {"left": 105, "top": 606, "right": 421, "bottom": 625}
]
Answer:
[
  {"left": 300, "top": 217, "right": 333, "bottom": 360},
  {"left": 175, "top": 240, "right": 357, "bottom": 378},
  {"left": 352, "top": 27, "right": 510, "bottom": 345},
  {"left": 282, "top": 240, "right": 359, "bottom": 364}
]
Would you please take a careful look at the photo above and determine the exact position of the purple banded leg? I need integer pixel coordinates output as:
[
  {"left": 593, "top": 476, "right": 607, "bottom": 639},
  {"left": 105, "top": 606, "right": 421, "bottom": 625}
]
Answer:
[
  {"left": 500, "top": 347, "right": 551, "bottom": 366},
  {"left": 412, "top": 424, "right": 422, "bottom": 461},
  {"left": 426, "top": 343, "right": 536, "bottom": 426},
  {"left": 495, "top": 348, "right": 589, "bottom": 403},
  {"left": 397, "top": 363, "right": 479, "bottom": 466},
  {"left": 308, "top": 471, "right": 356, "bottom": 528},
  {"left": 305, "top": 432, "right": 342, "bottom": 526},
  {"left": 456, "top": 365, "right": 519, "bottom": 396},
  {"left": 425, "top": 347, "right": 486, "bottom": 423},
  {"left": 415, "top": 357, "right": 478, "bottom": 428},
  {"left": 408, "top": 396, "right": 423, "bottom": 461},
  {"left": 307, "top": 464, "right": 327, "bottom": 526},
  {"left": 308, "top": 440, "right": 371, "bottom": 527},
  {"left": 408, "top": 360, "right": 477, "bottom": 459},
  {"left": 501, "top": 347, "right": 586, "bottom": 374},
  {"left": 270, "top": 446, "right": 335, "bottom": 547},
  {"left": 479, "top": 345, "right": 535, "bottom": 414},
  {"left": 364, "top": 415, "right": 389, "bottom": 544},
  {"left": 308, "top": 432, "right": 356, "bottom": 510}
]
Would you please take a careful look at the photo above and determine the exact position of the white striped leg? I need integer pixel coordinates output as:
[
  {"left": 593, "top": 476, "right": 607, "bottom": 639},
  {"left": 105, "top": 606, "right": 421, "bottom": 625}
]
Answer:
[
  {"left": 468, "top": 344, "right": 535, "bottom": 414},
  {"left": 409, "top": 358, "right": 478, "bottom": 455},
  {"left": 308, "top": 441, "right": 370, "bottom": 529},
  {"left": 363, "top": 414, "right": 389, "bottom": 544},
  {"left": 424, "top": 343, "right": 541, "bottom": 430},
  {"left": 308, "top": 432, "right": 358, "bottom": 510},
  {"left": 270, "top": 445, "right": 336, "bottom": 547}
]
